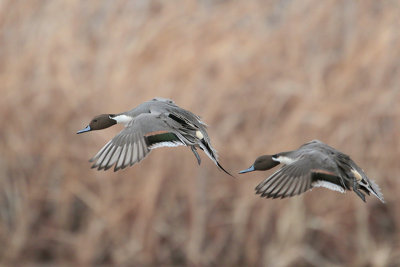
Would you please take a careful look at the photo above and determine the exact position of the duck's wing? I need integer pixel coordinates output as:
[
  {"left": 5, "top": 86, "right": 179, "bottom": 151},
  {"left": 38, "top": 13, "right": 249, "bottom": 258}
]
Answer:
[
  {"left": 90, "top": 113, "right": 184, "bottom": 172},
  {"left": 255, "top": 152, "right": 344, "bottom": 199}
]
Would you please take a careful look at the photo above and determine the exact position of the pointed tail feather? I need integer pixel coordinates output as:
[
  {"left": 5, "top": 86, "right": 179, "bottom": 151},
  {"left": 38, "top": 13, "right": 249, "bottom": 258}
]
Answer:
[
  {"left": 216, "top": 160, "right": 235, "bottom": 178},
  {"left": 366, "top": 179, "right": 385, "bottom": 203},
  {"left": 198, "top": 139, "right": 234, "bottom": 177}
]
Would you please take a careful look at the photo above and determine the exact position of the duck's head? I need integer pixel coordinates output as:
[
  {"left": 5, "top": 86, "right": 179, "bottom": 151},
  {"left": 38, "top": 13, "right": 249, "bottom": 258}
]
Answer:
[
  {"left": 77, "top": 114, "right": 117, "bottom": 134},
  {"left": 239, "top": 155, "right": 280, "bottom": 174}
]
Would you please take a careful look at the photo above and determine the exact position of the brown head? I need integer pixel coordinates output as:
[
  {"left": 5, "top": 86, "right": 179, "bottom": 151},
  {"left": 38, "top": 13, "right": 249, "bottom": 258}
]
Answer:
[
  {"left": 77, "top": 114, "right": 117, "bottom": 134},
  {"left": 239, "top": 155, "right": 280, "bottom": 174}
]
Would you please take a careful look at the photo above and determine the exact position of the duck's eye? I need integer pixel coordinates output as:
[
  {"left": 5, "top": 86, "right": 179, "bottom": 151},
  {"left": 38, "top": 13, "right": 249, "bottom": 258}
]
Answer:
[{"left": 93, "top": 119, "right": 98, "bottom": 123}]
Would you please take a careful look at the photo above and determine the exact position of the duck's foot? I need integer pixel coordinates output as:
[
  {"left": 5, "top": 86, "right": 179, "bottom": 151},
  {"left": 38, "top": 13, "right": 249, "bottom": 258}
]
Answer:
[
  {"left": 353, "top": 179, "right": 366, "bottom": 202},
  {"left": 191, "top": 146, "right": 201, "bottom": 165}
]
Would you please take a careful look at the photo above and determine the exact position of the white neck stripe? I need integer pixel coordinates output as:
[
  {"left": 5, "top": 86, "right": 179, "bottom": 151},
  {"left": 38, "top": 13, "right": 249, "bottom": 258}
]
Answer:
[
  {"left": 112, "top": 114, "right": 133, "bottom": 125},
  {"left": 275, "top": 156, "right": 295, "bottom": 165}
]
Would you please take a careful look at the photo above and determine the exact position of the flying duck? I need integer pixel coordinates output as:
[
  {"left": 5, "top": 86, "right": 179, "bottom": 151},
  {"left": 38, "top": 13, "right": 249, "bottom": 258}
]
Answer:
[
  {"left": 239, "top": 140, "right": 384, "bottom": 202},
  {"left": 77, "top": 97, "right": 232, "bottom": 175}
]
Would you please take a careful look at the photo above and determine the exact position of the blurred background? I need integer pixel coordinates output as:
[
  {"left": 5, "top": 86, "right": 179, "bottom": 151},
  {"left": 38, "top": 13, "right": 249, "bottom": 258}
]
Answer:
[{"left": 1, "top": 0, "right": 399, "bottom": 266}]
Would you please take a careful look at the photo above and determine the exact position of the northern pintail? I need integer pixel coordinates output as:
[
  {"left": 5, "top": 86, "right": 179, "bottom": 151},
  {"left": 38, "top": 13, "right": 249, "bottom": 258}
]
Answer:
[
  {"left": 77, "top": 97, "right": 232, "bottom": 175},
  {"left": 239, "top": 140, "right": 384, "bottom": 202}
]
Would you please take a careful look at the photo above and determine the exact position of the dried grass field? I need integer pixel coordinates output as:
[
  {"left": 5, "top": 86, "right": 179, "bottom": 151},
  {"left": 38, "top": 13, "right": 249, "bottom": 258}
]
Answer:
[{"left": 1, "top": 0, "right": 400, "bottom": 266}]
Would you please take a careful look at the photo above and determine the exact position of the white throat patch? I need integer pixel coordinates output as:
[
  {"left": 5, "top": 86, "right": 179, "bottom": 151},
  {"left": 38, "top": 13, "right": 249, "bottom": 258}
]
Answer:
[
  {"left": 112, "top": 114, "right": 133, "bottom": 125},
  {"left": 274, "top": 156, "right": 295, "bottom": 165}
]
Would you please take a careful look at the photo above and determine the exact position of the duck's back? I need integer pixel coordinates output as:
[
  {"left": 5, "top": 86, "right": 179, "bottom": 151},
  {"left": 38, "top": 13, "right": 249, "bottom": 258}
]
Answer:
[{"left": 299, "top": 140, "right": 348, "bottom": 160}]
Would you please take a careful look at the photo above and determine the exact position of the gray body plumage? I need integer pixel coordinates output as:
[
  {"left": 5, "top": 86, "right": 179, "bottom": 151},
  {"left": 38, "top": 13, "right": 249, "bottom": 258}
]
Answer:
[
  {"left": 89, "top": 98, "right": 230, "bottom": 174},
  {"left": 253, "top": 140, "right": 384, "bottom": 202}
]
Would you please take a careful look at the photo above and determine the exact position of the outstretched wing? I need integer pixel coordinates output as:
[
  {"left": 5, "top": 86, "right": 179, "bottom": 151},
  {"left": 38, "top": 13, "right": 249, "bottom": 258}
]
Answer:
[{"left": 90, "top": 113, "right": 184, "bottom": 172}]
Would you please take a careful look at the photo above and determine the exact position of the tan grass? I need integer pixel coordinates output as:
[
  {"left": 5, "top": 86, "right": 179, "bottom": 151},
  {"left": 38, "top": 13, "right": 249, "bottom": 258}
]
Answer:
[{"left": 0, "top": 0, "right": 399, "bottom": 266}]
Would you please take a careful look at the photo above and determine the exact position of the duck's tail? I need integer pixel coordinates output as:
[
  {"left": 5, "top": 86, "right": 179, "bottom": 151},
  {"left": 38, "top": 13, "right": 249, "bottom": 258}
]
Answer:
[
  {"left": 359, "top": 177, "right": 385, "bottom": 203},
  {"left": 198, "top": 139, "right": 234, "bottom": 178}
]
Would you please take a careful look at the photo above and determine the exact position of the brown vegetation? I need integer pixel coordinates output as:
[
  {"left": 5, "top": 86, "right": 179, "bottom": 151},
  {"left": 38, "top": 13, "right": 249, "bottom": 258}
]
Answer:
[{"left": 1, "top": 0, "right": 399, "bottom": 266}]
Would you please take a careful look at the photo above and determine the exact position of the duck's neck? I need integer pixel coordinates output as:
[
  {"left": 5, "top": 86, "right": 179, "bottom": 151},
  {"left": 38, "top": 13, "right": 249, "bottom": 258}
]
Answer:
[
  {"left": 111, "top": 114, "right": 133, "bottom": 125},
  {"left": 272, "top": 151, "right": 295, "bottom": 165}
]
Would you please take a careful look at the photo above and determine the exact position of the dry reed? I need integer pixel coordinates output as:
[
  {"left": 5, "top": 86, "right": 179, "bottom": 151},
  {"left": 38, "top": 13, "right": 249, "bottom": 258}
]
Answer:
[{"left": 0, "top": 0, "right": 399, "bottom": 266}]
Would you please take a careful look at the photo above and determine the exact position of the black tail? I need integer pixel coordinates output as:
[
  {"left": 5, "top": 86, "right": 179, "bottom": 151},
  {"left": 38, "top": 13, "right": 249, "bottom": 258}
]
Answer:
[
  {"left": 200, "top": 139, "right": 235, "bottom": 178},
  {"left": 216, "top": 160, "right": 235, "bottom": 178}
]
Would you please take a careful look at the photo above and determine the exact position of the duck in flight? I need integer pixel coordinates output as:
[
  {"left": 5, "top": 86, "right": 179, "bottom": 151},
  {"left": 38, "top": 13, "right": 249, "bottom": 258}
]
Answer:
[
  {"left": 77, "top": 97, "right": 232, "bottom": 176},
  {"left": 239, "top": 140, "right": 384, "bottom": 203}
]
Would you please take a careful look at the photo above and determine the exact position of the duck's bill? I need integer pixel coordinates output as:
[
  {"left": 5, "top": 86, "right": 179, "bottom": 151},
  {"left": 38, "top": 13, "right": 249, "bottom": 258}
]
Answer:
[
  {"left": 77, "top": 125, "right": 91, "bottom": 134},
  {"left": 239, "top": 165, "right": 255, "bottom": 174}
]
